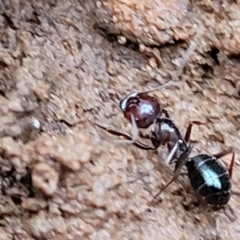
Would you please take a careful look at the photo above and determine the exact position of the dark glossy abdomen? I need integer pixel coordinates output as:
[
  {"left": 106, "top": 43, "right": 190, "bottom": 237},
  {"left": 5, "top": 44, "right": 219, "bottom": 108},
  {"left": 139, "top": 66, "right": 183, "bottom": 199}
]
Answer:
[{"left": 186, "top": 154, "right": 231, "bottom": 206}]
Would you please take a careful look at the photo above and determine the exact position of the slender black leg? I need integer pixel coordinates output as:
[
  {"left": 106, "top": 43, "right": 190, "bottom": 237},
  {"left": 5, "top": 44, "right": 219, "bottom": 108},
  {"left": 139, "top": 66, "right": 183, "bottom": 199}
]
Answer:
[
  {"left": 150, "top": 142, "right": 194, "bottom": 204},
  {"left": 139, "top": 132, "right": 151, "bottom": 139},
  {"left": 184, "top": 121, "right": 205, "bottom": 142},
  {"left": 109, "top": 114, "right": 140, "bottom": 145},
  {"left": 95, "top": 123, "right": 158, "bottom": 150},
  {"left": 213, "top": 148, "right": 235, "bottom": 178},
  {"left": 162, "top": 109, "right": 170, "bottom": 118}
]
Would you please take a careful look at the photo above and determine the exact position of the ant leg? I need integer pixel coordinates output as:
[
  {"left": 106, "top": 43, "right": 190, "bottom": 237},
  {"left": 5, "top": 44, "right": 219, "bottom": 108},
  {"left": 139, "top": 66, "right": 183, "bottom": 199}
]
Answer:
[
  {"left": 184, "top": 120, "right": 205, "bottom": 142},
  {"left": 110, "top": 114, "right": 139, "bottom": 144},
  {"left": 213, "top": 148, "right": 235, "bottom": 178},
  {"left": 150, "top": 143, "right": 194, "bottom": 204},
  {"left": 229, "top": 152, "right": 235, "bottom": 179},
  {"left": 165, "top": 140, "right": 180, "bottom": 165},
  {"left": 95, "top": 114, "right": 139, "bottom": 145},
  {"left": 95, "top": 123, "right": 157, "bottom": 151},
  {"left": 139, "top": 132, "right": 151, "bottom": 139},
  {"left": 162, "top": 109, "right": 170, "bottom": 118}
]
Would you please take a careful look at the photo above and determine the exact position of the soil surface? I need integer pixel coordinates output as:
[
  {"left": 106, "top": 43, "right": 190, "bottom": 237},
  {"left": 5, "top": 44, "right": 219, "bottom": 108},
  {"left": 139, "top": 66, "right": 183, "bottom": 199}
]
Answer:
[{"left": 0, "top": 0, "right": 240, "bottom": 239}]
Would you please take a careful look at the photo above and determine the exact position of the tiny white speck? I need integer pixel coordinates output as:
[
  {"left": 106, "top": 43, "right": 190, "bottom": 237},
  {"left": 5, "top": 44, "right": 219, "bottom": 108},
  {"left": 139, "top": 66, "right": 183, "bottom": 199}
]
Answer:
[{"left": 32, "top": 118, "right": 41, "bottom": 129}]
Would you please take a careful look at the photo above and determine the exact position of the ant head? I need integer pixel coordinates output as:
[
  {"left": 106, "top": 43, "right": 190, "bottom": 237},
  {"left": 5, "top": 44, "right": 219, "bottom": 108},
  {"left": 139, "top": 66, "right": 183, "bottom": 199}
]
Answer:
[{"left": 119, "top": 92, "right": 161, "bottom": 129}]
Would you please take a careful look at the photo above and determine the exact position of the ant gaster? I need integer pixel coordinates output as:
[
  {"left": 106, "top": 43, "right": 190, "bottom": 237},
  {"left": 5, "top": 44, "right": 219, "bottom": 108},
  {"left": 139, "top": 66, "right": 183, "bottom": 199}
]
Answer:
[
  {"left": 186, "top": 149, "right": 235, "bottom": 206},
  {"left": 154, "top": 142, "right": 235, "bottom": 208}
]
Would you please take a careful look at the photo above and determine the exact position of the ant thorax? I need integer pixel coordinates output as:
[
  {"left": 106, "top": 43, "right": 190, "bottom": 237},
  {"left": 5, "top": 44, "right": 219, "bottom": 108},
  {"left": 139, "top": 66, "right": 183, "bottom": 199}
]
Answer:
[
  {"left": 152, "top": 118, "right": 182, "bottom": 143},
  {"left": 150, "top": 118, "right": 189, "bottom": 162}
]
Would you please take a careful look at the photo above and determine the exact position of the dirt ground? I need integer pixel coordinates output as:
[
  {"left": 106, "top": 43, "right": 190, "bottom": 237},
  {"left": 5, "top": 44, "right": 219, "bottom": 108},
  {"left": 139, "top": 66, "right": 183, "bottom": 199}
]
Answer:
[{"left": 0, "top": 0, "right": 240, "bottom": 239}]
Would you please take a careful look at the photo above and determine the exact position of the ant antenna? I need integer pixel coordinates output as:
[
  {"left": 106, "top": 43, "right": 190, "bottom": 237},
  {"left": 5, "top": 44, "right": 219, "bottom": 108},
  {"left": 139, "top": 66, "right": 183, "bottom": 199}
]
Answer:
[
  {"left": 138, "top": 80, "right": 178, "bottom": 95},
  {"left": 112, "top": 114, "right": 139, "bottom": 144}
]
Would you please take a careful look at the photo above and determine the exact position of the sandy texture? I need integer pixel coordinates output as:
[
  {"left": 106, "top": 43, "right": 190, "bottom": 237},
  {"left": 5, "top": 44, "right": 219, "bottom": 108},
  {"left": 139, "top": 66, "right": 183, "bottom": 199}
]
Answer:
[
  {"left": 94, "top": 0, "right": 193, "bottom": 46},
  {"left": 0, "top": 0, "right": 240, "bottom": 239},
  {"left": 95, "top": 0, "right": 240, "bottom": 55}
]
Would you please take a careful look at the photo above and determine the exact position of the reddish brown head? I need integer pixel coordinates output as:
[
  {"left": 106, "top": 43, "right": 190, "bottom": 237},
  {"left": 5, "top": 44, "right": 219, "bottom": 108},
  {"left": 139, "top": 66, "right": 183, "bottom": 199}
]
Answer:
[{"left": 119, "top": 92, "right": 161, "bottom": 128}]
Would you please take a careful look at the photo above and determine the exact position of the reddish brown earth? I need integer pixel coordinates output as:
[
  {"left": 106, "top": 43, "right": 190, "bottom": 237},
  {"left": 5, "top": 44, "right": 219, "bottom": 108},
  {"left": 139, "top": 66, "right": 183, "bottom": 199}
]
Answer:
[{"left": 0, "top": 0, "right": 240, "bottom": 239}]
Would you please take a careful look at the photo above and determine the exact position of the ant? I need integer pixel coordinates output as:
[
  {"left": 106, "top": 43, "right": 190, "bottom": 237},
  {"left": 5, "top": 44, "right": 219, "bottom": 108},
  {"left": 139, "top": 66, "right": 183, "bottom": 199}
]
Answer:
[{"left": 95, "top": 81, "right": 235, "bottom": 209}]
